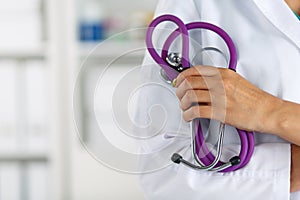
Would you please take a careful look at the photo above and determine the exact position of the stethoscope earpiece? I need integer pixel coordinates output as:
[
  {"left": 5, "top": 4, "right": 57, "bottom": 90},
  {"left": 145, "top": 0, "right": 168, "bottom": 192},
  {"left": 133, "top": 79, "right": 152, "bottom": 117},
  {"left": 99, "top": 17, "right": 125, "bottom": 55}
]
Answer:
[
  {"left": 230, "top": 156, "right": 241, "bottom": 166},
  {"left": 171, "top": 153, "right": 242, "bottom": 171},
  {"left": 171, "top": 153, "right": 183, "bottom": 164}
]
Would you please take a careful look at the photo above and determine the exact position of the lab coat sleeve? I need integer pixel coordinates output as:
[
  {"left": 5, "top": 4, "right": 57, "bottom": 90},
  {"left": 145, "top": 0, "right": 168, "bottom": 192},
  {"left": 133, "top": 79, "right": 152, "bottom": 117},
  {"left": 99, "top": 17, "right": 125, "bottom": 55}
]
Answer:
[
  {"left": 292, "top": 192, "right": 300, "bottom": 200},
  {"left": 135, "top": 0, "right": 292, "bottom": 199}
]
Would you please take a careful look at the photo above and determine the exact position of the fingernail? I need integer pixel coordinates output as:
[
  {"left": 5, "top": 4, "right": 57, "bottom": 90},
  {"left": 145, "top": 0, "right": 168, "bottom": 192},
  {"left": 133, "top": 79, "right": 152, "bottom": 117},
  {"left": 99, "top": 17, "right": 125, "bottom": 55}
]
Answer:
[{"left": 172, "top": 79, "right": 177, "bottom": 87}]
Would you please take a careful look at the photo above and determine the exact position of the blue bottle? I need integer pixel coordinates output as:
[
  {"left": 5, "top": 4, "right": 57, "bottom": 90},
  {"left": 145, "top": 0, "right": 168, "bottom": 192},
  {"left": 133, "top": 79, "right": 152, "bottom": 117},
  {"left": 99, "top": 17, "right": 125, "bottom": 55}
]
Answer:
[{"left": 79, "top": 0, "right": 105, "bottom": 42}]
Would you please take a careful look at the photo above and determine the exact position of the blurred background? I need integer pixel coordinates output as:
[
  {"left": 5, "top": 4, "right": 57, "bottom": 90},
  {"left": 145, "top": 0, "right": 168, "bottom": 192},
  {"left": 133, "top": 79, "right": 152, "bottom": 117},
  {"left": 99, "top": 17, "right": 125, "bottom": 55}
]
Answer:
[{"left": 0, "top": 0, "right": 158, "bottom": 199}]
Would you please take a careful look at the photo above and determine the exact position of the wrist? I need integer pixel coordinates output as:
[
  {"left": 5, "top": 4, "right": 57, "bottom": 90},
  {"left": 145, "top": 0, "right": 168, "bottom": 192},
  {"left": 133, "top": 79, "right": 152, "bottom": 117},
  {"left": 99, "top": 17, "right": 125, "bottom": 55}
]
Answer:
[
  {"left": 258, "top": 95, "right": 286, "bottom": 136},
  {"left": 273, "top": 100, "right": 290, "bottom": 137},
  {"left": 266, "top": 98, "right": 300, "bottom": 145}
]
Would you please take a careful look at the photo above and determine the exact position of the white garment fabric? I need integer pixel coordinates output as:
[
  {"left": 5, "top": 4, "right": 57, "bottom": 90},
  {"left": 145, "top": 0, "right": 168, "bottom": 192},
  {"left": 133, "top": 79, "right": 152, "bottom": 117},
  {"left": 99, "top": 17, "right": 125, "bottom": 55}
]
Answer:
[{"left": 136, "top": 0, "right": 300, "bottom": 199}]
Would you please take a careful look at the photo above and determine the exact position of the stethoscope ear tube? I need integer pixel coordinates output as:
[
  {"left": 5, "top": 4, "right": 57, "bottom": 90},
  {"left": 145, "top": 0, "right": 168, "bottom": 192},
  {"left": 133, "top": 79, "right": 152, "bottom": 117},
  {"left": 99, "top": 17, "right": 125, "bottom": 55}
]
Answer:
[{"left": 146, "top": 14, "right": 255, "bottom": 172}]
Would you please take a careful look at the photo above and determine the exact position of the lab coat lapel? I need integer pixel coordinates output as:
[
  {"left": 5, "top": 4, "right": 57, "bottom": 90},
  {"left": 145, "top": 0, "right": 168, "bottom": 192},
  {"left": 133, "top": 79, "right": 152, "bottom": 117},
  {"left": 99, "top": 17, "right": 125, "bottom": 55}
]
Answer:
[{"left": 253, "top": 0, "right": 300, "bottom": 48}]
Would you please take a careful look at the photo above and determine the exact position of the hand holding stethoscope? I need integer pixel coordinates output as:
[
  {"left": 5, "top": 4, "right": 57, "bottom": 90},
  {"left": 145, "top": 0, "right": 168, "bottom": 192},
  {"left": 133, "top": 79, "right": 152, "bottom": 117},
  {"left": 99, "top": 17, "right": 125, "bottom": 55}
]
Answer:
[
  {"left": 174, "top": 65, "right": 274, "bottom": 133},
  {"left": 146, "top": 14, "right": 259, "bottom": 172}
]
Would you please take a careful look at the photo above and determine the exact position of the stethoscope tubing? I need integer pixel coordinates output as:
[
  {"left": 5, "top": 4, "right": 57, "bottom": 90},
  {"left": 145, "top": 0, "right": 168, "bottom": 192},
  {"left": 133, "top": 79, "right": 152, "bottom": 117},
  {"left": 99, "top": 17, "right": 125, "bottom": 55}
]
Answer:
[
  {"left": 146, "top": 14, "right": 190, "bottom": 81},
  {"left": 161, "top": 21, "right": 238, "bottom": 71},
  {"left": 146, "top": 14, "right": 255, "bottom": 172},
  {"left": 195, "top": 120, "right": 255, "bottom": 172}
]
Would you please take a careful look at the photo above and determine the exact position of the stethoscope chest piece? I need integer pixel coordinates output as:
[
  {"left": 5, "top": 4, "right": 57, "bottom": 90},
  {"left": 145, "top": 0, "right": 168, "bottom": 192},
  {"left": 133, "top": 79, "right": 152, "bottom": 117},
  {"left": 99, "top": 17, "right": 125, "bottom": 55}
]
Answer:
[
  {"left": 166, "top": 52, "right": 185, "bottom": 72},
  {"left": 160, "top": 52, "right": 185, "bottom": 84},
  {"left": 159, "top": 68, "right": 172, "bottom": 84}
]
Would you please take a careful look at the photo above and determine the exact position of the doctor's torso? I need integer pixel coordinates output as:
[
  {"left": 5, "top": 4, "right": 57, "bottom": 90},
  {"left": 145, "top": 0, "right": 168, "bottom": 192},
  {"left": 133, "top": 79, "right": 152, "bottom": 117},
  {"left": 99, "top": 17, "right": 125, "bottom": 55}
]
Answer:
[
  {"left": 138, "top": 0, "right": 300, "bottom": 199},
  {"left": 148, "top": 0, "right": 300, "bottom": 145}
]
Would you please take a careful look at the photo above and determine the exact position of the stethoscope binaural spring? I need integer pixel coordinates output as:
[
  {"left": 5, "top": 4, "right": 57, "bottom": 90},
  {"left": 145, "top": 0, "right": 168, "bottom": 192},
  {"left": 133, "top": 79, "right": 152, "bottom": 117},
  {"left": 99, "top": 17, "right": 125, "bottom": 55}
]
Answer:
[{"left": 146, "top": 14, "right": 255, "bottom": 172}]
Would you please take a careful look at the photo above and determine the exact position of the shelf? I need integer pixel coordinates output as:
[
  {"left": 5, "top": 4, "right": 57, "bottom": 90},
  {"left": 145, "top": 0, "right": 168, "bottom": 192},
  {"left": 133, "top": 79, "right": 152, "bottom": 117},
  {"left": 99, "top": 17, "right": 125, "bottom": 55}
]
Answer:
[
  {"left": 0, "top": 151, "right": 48, "bottom": 162},
  {"left": 79, "top": 40, "right": 146, "bottom": 59},
  {"left": 0, "top": 45, "right": 46, "bottom": 60},
  {"left": 0, "top": 41, "right": 146, "bottom": 61}
]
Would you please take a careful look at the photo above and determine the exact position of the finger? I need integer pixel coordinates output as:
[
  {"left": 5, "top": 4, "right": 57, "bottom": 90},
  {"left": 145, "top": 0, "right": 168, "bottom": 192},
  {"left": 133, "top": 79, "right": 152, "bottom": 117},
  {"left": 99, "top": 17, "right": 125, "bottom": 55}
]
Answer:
[
  {"left": 176, "top": 76, "right": 216, "bottom": 100},
  {"left": 175, "top": 66, "right": 219, "bottom": 87},
  {"left": 182, "top": 105, "right": 212, "bottom": 122},
  {"left": 180, "top": 90, "right": 211, "bottom": 111}
]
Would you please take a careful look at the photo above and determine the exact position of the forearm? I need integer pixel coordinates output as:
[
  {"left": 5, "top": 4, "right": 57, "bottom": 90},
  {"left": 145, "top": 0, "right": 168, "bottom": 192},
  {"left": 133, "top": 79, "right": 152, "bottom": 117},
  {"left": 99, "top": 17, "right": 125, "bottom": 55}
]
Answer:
[
  {"left": 247, "top": 97, "right": 300, "bottom": 192},
  {"left": 266, "top": 98, "right": 300, "bottom": 146},
  {"left": 262, "top": 97, "right": 300, "bottom": 193}
]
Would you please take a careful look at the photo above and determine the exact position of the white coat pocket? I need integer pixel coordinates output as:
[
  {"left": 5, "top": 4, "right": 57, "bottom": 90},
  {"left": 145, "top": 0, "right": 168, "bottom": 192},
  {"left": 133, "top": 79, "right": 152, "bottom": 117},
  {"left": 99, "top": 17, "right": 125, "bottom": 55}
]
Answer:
[{"left": 139, "top": 143, "right": 291, "bottom": 200}]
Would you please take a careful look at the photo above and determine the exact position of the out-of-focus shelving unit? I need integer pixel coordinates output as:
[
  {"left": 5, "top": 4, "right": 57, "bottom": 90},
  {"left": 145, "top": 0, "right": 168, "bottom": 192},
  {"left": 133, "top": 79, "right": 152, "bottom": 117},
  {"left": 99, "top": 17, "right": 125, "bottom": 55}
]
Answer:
[
  {"left": 0, "top": 47, "right": 45, "bottom": 60},
  {"left": 0, "top": 152, "right": 47, "bottom": 162},
  {"left": 0, "top": 0, "right": 76, "bottom": 199},
  {"left": 0, "top": 0, "right": 158, "bottom": 199},
  {"left": 75, "top": 0, "right": 157, "bottom": 144},
  {"left": 0, "top": 0, "right": 49, "bottom": 198},
  {"left": 73, "top": 0, "right": 158, "bottom": 200},
  {"left": 79, "top": 41, "right": 145, "bottom": 59}
]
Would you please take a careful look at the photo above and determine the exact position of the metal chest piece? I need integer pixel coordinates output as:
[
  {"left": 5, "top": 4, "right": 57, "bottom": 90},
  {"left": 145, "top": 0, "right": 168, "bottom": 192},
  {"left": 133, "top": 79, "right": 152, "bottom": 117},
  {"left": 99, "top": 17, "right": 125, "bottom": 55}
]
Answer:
[
  {"left": 166, "top": 52, "right": 184, "bottom": 72},
  {"left": 160, "top": 52, "right": 184, "bottom": 84}
]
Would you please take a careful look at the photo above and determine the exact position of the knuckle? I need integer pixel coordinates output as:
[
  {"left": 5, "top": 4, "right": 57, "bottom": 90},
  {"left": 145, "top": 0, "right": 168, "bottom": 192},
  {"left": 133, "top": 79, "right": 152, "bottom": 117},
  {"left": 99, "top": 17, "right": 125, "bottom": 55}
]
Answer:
[
  {"left": 180, "top": 102, "right": 185, "bottom": 110},
  {"left": 183, "top": 115, "right": 189, "bottom": 122},
  {"left": 219, "top": 68, "right": 231, "bottom": 77},
  {"left": 218, "top": 67, "right": 227, "bottom": 74},
  {"left": 181, "top": 79, "right": 187, "bottom": 89},
  {"left": 205, "top": 80, "right": 214, "bottom": 90},
  {"left": 186, "top": 90, "right": 195, "bottom": 99},
  {"left": 194, "top": 66, "right": 202, "bottom": 74},
  {"left": 175, "top": 89, "right": 181, "bottom": 98},
  {"left": 182, "top": 78, "right": 189, "bottom": 87},
  {"left": 182, "top": 111, "right": 189, "bottom": 122},
  {"left": 184, "top": 77, "right": 193, "bottom": 88},
  {"left": 191, "top": 106, "right": 200, "bottom": 117},
  {"left": 223, "top": 78, "right": 234, "bottom": 92},
  {"left": 180, "top": 98, "right": 187, "bottom": 110}
]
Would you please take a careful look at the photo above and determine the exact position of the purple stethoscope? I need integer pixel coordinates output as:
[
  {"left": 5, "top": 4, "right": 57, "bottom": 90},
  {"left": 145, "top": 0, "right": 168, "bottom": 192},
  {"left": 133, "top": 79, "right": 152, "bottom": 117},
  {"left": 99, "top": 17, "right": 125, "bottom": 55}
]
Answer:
[{"left": 146, "top": 14, "right": 255, "bottom": 172}]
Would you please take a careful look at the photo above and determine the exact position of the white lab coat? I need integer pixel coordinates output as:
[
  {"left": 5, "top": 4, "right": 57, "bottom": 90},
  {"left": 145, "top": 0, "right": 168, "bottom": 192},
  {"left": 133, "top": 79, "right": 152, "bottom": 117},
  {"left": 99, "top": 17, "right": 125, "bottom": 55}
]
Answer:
[{"left": 136, "top": 0, "right": 300, "bottom": 199}]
